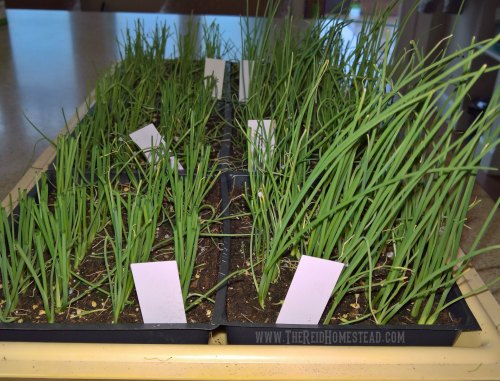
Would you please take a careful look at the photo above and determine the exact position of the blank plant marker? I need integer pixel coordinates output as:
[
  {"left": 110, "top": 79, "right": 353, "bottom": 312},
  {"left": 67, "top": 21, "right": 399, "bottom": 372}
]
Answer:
[
  {"left": 239, "top": 60, "right": 254, "bottom": 102},
  {"left": 131, "top": 261, "right": 187, "bottom": 324},
  {"left": 129, "top": 123, "right": 183, "bottom": 170},
  {"left": 248, "top": 119, "right": 276, "bottom": 161},
  {"left": 129, "top": 124, "right": 164, "bottom": 163},
  {"left": 204, "top": 58, "right": 225, "bottom": 100},
  {"left": 276, "top": 255, "right": 344, "bottom": 325}
]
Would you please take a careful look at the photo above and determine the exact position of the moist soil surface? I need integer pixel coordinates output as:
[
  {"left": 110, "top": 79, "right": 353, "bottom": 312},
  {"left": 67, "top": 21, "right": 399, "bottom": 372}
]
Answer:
[
  {"left": 7, "top": 183, "right": 222, "bottom": 325},
  {"left": 225, "top": 181, "right": 461, "bottom": 326}
]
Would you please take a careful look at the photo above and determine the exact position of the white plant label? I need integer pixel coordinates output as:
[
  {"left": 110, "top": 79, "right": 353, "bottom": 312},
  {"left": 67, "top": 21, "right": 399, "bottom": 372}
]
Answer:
[
  {"left": 239, "top": 60, "right": 254, "bottom": 102},
  {"left": 276, "top": 255, "right": 344, "bottom": 325},
  {"left": 131, "top": 261, "right": 187, "bottom": 324},
  {"left": 129, "top": 124, "right": 183, "bottom": 170},
  {"left": 248, "top": 119, "right": 276, "bottom": 161},
  {"left": 204, "top": 58, "right": 225, "bottom": 100}
]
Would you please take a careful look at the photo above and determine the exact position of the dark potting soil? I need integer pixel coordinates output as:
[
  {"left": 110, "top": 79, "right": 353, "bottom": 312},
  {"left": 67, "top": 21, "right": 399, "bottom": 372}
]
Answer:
[
  {"left": 225, "top": 183, "right": 461, "bottom": 327},
  {"left": 7, "top": 183, "right": 222, "bottom": 325}
]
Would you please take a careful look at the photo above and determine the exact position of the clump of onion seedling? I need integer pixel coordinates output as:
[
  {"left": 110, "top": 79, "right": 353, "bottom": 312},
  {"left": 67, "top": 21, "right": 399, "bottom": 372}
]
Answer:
[
  {"left": 235, "top": 4, "right": 500, "bottom": 326},
  {"left": 202, "top": 20, "right": 234, "bottom": 59},
  {"left": 0, "top": 195, "right": 35, "bottom": 322},
  {"left": 167, "top": 124, "right": 221, "bottom": 301},
  {"left": 102, "top": 149, "right": 169, "bottom": 323}
]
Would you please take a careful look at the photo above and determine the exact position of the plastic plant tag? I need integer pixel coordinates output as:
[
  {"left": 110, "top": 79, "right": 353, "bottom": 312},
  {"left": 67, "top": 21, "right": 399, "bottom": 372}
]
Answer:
[
  {"left": 239, "top": 60, "right": 254, "bottom": 102},
  {"left": 204, "top": 58, "right": 225, "bottom": 99},
  {"left": 248, "top": 119, "right": 276, "bottom": 161},
  {"left": 131, "top": 261, "right": 187, "bottom": 324},
  {"left": 276, "top": 255, "right": 344, "bottom": 325},
  {"left": 129, "top": 123, "right": 183, "bottom": 170}
]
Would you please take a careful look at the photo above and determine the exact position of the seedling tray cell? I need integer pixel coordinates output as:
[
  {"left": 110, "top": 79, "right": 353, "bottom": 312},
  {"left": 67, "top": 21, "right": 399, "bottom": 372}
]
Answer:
[{"left": 216, "top": 173, "right": 481, "bottom": 346}]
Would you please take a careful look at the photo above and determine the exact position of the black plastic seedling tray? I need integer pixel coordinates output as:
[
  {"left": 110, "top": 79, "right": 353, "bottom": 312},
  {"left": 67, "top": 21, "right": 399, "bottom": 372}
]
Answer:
[
  {"left": 222, "top": 284, "right": 480, "bottom": 346},
  {"left": 0, "top": 169, "right": 223, "bottom": 344},
  {"left": 0, "top": 323, "right": 213, "bottom": 344},
  {"left": 214, "top": 172, "right": 481, "bottom": 346},
  {"left": 0, "top": 78, "right": 234, "bottom": 344}
]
